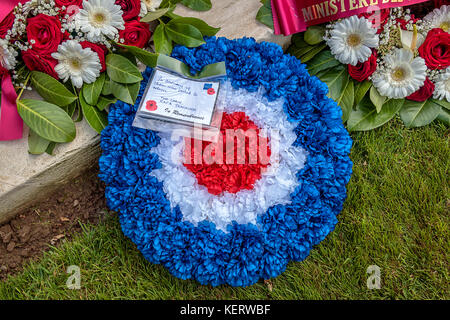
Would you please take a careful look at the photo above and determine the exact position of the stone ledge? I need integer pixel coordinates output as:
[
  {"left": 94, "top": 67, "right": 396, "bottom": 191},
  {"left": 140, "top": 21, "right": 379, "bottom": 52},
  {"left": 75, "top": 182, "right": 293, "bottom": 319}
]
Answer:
[{"left": 0, "top": 0, "right": 291, "bottom": 224}]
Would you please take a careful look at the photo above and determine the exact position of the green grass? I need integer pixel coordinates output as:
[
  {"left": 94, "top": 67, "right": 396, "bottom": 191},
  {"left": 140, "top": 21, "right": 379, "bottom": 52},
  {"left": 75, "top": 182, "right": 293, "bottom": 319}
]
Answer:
[{"left": 0, "top": 118, "right": 448, "bottom": 300}]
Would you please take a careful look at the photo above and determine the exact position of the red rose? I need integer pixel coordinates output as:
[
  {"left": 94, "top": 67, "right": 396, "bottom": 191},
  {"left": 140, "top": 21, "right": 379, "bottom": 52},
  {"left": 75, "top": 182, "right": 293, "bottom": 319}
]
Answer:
[
  {"left": 119, "top": 20, "right": 151, "bottom": 48},
  {"left": 0, "top": 11, "right": 15, "bottom": 39},
  {"left": 115, "top": 0, "right": 141, "bottom": 21},
  {"left": 418, "top": 28, "right": 450, "bottom": 70},
  {"left": 348, "top": 50, "right": 377, "bottom": 82},
  {"left": 359, "top": 9, "right": 389, "bottom": 34},
  {"left": 406, "top": 77, "right": 435, "bottom": 102},
  {"left": 80, "top": 41, "right": 107, "bottom": 72},
  {"left": 22, "top": 50, "right": 59, "bottom": 79},
  {"left": 26, "top": 14, "right": 63, "bottom": 54}
]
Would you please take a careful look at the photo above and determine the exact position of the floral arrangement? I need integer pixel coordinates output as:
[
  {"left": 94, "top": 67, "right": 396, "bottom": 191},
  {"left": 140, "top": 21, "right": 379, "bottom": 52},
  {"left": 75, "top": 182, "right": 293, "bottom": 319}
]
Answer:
[
  {"left": 99, "top": 37, "right": 353, "bottom": 286},
  {"left": 0, "top": 0, "right": 218, "bottom": 153},
  {"left": 285, "top": 2, "right": 450, "bottom": 130}
]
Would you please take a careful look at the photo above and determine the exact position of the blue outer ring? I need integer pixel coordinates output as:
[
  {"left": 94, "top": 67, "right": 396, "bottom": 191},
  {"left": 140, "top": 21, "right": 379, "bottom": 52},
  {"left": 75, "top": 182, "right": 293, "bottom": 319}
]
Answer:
[{"left": 99, "top": 37, "right": 353, "bottom": 287}]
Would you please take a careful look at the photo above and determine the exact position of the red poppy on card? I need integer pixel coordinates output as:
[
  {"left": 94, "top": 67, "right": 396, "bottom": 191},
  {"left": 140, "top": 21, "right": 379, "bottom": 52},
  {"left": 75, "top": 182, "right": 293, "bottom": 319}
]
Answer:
[
  {"left": 207, "top": 88, "right": 216, "bottom": 95},
  {"left": 146, "top": 100, "right": 158, "bottom": 111}
]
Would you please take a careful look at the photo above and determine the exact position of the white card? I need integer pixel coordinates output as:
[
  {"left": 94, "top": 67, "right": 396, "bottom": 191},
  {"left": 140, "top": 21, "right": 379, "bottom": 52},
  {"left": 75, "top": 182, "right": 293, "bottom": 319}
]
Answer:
[{"left": 139, "top": 69, "right": 220, "bottom": 126}]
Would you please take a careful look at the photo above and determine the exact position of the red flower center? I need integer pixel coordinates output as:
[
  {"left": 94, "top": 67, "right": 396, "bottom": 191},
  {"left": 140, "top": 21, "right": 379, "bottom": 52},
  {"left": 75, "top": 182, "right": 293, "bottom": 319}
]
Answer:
[{"left": 184, "top": 112, "right": 271, "bottom": 195}]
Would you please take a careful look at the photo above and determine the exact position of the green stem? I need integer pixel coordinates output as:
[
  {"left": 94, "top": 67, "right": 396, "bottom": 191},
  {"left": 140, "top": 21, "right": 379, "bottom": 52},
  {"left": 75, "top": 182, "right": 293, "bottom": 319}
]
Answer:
[{"left": 16, "top": 72, "right": 31, "bottom": 101}]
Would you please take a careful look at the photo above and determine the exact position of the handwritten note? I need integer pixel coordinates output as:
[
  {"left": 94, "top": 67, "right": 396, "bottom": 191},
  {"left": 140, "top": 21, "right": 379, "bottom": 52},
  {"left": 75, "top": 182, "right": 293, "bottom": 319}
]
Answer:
[{"left": 140, "top": 69, "right": 220, "bottom": 126}]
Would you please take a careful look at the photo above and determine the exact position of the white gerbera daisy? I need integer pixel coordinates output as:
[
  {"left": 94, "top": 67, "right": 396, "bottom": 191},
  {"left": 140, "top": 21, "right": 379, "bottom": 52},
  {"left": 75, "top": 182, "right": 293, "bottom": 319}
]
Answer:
[
  {"left": 52, "top": 40, "right": 102, "bottom": 88},
  {"left": 75, "top": 0, "right": 125, "bottom": 42},
  {"left": 433, "top": 67, "right": 450, "bottom": 102},
  {"left": 372, "top": 48, "right": 427, "bottom": 99},
  {"left": 326, "top": 15, "right": 379, "bottom": 66},
  {"left": 0, "top": 39, "right": 17, "bottom": 70},
  {"left": 140, "top": 0, "right": 163, "bottom": 16},
  {"left": 424, "top": 5, "right": 450, "bottom": 33}
]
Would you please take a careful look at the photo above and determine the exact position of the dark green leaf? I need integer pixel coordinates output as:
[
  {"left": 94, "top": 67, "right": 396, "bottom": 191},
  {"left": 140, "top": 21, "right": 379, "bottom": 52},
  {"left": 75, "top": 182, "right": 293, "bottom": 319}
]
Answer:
[
  {"left": 106, "top": 54, "right": 143, "bottom": 84},
  {"left": 432, "top": 98, "right": 450, "bottom": 111},
  {"left": 118, "top": 44, "right": 158, "bottom": 67},
  {"left": 347, "top": 96, "right": 404, "bottom": 131},
  {"left": 300, "top": 43, "right": 327, "bottom": 63},
  {"left": 339, "top": 79, "right": 354, "bottom": 123},
  {"left": 256, "top": 0, "right": 273, "bottom": 29},
  {"left": 399, "top": 99, "right": 441, "bottom": 128},
  {"left": 181, "top": 0, "right": 212, "bottom": 11},
  {"left": 31, "top": 71, "right": 77, "bottom": 107},
  {"left": 102, "top": 77, "right": 113, "bottom": 96},
  {"left": 436, "top": 107, "right": 449, "bottom": 126},
  {"left": 28, "top": 129, "right": 50, "bottom": 155},
  {"left": 17, "top": 99, "right": 76, "bottom": 143},
  {"left": 370, "top": 86, "right": 386, "bottom": 113},
  {"left": 111, "top": 81, "right": 140, "bottom": 105},
  {"left": 304, "top": 26, "right": 325, "bottom": 45},
  {"left": 141, "top": 7, "right": 170, "bottom": 22},
  {"left": 45, "top": 142, "right": 57, "bottom": 155},
  {"left": 82, "top": 73, "right": 105, "bottom": 106},
  {"left": 165, "top": 23, "right": 205, "bottom": 47},
  {"left": 317, "top": 65, "right": 348, "bottom": 102},
  {"left": 80, "top": 92, "right": 108, "bottom": 134},
  {"left": 168, "top": 17, "right": 220, "bottom": 36},
  {"left": 153, "top": 24, "right": 173, "bottom": 55},
  {"left": 97, "top": 96, "right": 117, "bottom": 111},
  {"left": 354, "top": 80, "right": 372, "bottom": 107},
  {"left": 305, "top": 50, "right": 340, "bottom": 75}
]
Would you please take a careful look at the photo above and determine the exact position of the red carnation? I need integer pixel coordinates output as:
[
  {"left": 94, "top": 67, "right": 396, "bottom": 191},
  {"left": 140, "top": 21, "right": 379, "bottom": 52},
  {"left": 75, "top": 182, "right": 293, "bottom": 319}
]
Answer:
[
  {"left": 115, "top": 0, "right": 141, "bottom": 21},
  {"left": 119, "top": 20, "right": 152, "bottom": 48},
  {"left": 406, "top": 77, "right": 435, "bottom": 102},
  {"left": 80, "top": 41, "right": 107, "bottom": 72},
  {"left": 348, "top": 50, "right": 377, "bottom": 82},
  {"left": 419, "top": 28, "right": 450, "bottom": 70},
  {"left": 26, "top": 14, "right": 64, "bottom": 54},
  {"left": 0, "top": 11, "right": 15, "bottom": 39},
  {"left": 22, "top": 50, "right": 59, "bottom": 79}
]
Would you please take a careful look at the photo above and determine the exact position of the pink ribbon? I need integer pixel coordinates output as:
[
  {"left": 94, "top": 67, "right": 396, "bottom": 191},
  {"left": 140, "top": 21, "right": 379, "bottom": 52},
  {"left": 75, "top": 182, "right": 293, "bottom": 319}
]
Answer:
[
  {"left": 0, "top": 0, "right": 24, "bottom": 141},
  {"left": 271, "top": 0, "right": 431, "bottom": 36}
]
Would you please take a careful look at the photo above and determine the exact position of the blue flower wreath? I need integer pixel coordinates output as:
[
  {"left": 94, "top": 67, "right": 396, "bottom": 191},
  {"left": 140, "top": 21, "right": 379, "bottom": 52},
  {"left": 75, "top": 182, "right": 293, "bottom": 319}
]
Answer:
[{"left": 99, "top": 37, "right": 353, "bottom": 287}]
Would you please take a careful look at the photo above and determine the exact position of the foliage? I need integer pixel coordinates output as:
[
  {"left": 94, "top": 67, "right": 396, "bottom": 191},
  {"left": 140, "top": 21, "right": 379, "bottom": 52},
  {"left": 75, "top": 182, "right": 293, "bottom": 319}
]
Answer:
[{"left": 289, "top": 33, "right": 449, "bottom": 131}]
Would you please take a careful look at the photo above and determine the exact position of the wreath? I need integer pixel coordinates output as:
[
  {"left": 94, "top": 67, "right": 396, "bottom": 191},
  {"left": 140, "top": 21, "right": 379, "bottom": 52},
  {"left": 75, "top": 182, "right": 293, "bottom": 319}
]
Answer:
[{"left": 99, "top": 37, "right": 353, "bottom": 287}]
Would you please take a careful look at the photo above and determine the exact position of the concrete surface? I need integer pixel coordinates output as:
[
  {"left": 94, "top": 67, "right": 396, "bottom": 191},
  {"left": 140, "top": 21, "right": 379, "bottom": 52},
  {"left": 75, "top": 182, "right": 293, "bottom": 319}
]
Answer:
[{"left": 0, "top": 0, "right": 291, "bottom": 224}]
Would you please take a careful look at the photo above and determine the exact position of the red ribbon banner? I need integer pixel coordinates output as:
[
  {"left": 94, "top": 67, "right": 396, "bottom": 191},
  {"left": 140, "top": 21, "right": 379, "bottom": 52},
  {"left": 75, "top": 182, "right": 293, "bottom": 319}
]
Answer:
[
  {"left": 271, "top": 0, "right": 431, "bottom": 36},
  {"left": 0, "top": 0, "right": 24, "bottom": 141}
]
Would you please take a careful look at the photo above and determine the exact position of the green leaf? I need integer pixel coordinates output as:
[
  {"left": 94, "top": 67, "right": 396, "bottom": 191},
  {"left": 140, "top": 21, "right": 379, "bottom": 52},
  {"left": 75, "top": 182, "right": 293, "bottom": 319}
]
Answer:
[
  {"left": 370, "top": 86, "right": 386, "bottom": 113},
  {"left": 300, "top": 43, "right": 327, "bottom": 63},
  {"left": 17, "top": 99, "right": 76, "bottom": 143},
  {"left": 432, "top": 98, "right": 450, "bottom": 111},
  {"left": 317, "top": 65, "right": 348, "bottom": 102},
  {"left": 168, "top": 17, "right": 220, "bottom": 36},
  {"left": 82, "top": 73, "right": 105, "bottom": 106},
  {"left": 399, "top": 99, "right": 441, "bottom": 128},
  {"left": 339, "top": 79, "right": 354, "bottom": 123},
  {"left": 256, "top": 0, "right": 273, "bottom": 29},
  {"left": 141, "top": 7, "right": 170, "bottom": 22},
  {"left": 28, "top": 129, "right": 50, "bottom": 155},
  {"left": 436, "top": 107, "right": 449, "bottom": 126},
  {"left": 97, "top": 96, "right": 117, "bottom": 111},
  {"left": 165, "top": 23, "right": 205, "bottom": 47},
  {"left": 347, "top": 96, "right": 404, "bottom": 131},
  {"left": 80, "top": 92, "right": 108, "bottom": 134},
  {"left": 305, "top": 50, "right": 340, "bottom": 75},
  {"left": 30, "top": 71, "right": 77, "bottom": 107},
  {"left": 153, "top": 24, "right": 173, "bottom": 55},
  {"left": 118, "top": 44, "right": 158, "bottom": 67},
  {"left": 354, "top": 80, "right": 372, "bottom": 107},
  {"left": 106, "top": 54, "right": 143, "bottom": 84},
  {"left": 181, "top": 0, "right": 212, "bottom": 11},
  {"left": 45, "top": 142, "right": 57, "bottom": 155},
  {"left": 102, "top": 77, "right": 113, "bottom": 96},
  {"left": 111, "top": 81, "right": 140, "bottom": 105},
  {"left": 304, "top": 26, "right": 325, "bottom": 45}
]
